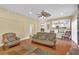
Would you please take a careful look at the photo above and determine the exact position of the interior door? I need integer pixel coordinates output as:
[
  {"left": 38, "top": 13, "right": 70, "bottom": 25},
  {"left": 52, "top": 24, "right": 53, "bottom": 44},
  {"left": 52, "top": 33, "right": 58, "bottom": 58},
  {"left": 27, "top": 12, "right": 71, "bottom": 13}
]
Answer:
[{"left": 29, "top": 24, "right": 36, "bottom": 35}]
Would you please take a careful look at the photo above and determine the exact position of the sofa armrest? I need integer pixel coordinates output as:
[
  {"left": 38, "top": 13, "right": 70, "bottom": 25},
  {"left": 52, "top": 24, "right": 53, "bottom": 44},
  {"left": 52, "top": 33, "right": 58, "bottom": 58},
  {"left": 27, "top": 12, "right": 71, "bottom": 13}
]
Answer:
[
  {"left": 32, "top": 34, "right": 38, "bottom": 39},
  {"left": 16, "top": 37, "right": 20, "bottom": 40},
  {"left": 3, "top": 39, "right": 9, "bottom": 44}
]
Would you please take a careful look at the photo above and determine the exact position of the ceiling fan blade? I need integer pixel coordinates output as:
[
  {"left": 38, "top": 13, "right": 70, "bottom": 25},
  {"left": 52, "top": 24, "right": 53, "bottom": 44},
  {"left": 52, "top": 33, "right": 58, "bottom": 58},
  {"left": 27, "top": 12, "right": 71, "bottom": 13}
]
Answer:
[
  {"left": 37, "top": 10, "right": 51, "bottom": 17},
  {"left": 38, "top": 15, "right": 42, "bottom": 17},
  {"left": 41, "top": 10, "right": 51, "bottom": 17},
  {"left": 37, "top": 14, "right": 42, "bottom": 17}
]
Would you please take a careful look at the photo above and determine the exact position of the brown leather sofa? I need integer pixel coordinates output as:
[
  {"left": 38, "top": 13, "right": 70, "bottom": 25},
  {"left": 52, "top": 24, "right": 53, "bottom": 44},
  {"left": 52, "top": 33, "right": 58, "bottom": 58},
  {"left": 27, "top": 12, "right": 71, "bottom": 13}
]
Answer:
[{"left": 32, "top": 32, "right": 56, "bottom": 48}]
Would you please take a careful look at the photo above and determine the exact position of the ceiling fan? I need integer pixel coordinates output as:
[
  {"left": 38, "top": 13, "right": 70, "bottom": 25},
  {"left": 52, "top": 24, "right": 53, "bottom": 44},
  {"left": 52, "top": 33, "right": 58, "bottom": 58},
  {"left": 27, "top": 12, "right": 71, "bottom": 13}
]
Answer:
[{"left": 37, "top": 10, "right": 51, "bottom": 17}]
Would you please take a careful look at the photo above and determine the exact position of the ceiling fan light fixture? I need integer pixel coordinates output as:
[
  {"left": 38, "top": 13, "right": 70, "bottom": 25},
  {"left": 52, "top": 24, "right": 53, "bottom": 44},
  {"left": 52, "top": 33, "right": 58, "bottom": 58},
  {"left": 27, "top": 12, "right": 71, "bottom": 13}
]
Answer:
[{"left": 37, "top": 10, "right": 51, "bottom": 17}]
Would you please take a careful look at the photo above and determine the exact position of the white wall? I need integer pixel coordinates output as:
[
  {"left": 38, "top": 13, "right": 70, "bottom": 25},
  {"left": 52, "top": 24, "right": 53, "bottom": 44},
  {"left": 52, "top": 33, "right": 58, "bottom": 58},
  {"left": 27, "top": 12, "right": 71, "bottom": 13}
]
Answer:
[{"left": 71, "top": 14, "right": 77, "bottom": 44}]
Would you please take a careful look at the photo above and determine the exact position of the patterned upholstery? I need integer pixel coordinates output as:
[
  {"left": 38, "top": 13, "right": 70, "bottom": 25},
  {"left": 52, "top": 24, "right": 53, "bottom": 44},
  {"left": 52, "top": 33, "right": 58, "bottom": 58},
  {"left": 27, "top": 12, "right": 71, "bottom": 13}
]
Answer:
[
  {"left": 47, "top": 33, "right": 56, "bottom": 41},
  {"left": 37, "top": 32, "right": 47, "bottom": 40},
  {"left": 32, "top": 34, "right": 38, "bottom": 39},
  {"left": 33, "top": 32, "right": 56, "bottom": 40},
  {"left": 32, "top": 32, "right": 56, "bottom": 47},
  {"left": 3, "top": 33, "right": 20, "bottom": 47}
]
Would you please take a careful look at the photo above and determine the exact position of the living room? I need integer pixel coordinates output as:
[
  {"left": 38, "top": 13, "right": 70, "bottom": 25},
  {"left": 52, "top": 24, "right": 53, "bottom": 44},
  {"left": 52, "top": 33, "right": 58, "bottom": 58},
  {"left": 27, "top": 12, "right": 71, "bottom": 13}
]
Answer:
[{"left": 0, "top": 4, "right": 78, "bottom": 55}]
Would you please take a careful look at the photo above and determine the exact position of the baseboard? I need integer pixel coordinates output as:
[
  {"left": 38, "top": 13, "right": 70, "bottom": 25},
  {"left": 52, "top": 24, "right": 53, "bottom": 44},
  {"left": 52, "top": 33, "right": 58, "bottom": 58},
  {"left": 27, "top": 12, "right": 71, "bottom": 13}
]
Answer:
[{"left": 20, "top": 36, "right": 30, "bottom": 41}]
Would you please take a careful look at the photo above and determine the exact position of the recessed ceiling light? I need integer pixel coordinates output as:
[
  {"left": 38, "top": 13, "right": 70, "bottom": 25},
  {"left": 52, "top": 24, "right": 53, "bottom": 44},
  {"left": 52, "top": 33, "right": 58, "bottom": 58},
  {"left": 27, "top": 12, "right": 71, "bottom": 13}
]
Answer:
[
  {"left": 60, "top": 12, "right": 64, "bottom": 15},
  {"left": 29, "top": 11, "right": 32, "bottom": 15}
]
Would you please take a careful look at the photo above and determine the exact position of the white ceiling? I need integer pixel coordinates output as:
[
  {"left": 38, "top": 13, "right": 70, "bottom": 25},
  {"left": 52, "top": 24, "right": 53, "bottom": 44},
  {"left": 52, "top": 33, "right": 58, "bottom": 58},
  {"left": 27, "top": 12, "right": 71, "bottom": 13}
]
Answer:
[{"left": 0, "top": 4, "right": 77, "bottom": 20}]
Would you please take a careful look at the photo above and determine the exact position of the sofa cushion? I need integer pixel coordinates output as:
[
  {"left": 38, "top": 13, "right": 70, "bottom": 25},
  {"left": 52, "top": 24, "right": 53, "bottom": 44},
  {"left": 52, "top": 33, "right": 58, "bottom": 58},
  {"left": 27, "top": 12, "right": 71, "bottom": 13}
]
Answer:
[
  {"left": 39, "top": 35, "right": 46, "bottom": 40},
  {"left": 8, "top": 41, "right": 16, "bottom": 46},
  {"left": 37, "top": 32, "right": 47, "bottom": 40},
  {"left": 8, "top": 37, "right": 15, "bottom": 42},
  {"left": 47, "top": 33, "right": 56, "bottom": 41},
  {"left": 8, "top": 40, "right": 19, "bottom": 46},
  {"left": 32, "top": 34, "right": 38, "bottom": 39},
  {"left": 33, "top": 39, "right": 54, "bottom": 46}
]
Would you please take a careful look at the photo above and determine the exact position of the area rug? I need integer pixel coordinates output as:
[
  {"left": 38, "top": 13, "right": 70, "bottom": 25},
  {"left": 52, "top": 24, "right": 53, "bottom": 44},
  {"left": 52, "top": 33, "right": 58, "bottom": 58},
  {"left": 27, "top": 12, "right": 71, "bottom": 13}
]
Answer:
[{"left": 27, "top": 48, "right": 56, "bottom": 55}]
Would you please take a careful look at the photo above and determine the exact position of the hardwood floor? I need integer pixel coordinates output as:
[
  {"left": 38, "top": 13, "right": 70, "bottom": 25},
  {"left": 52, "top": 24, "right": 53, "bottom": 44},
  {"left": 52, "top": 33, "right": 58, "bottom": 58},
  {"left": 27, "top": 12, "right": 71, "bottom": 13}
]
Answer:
[{"left": 0, "top": 39, "right": 77, "bottom": 55}]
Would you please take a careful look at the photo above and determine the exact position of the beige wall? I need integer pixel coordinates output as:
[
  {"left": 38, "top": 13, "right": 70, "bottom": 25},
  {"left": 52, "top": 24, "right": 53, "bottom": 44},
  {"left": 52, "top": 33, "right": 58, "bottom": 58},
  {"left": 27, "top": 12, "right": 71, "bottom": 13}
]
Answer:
[{"left": 0, "top": 7, "right": 40, "bottom": 45}]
